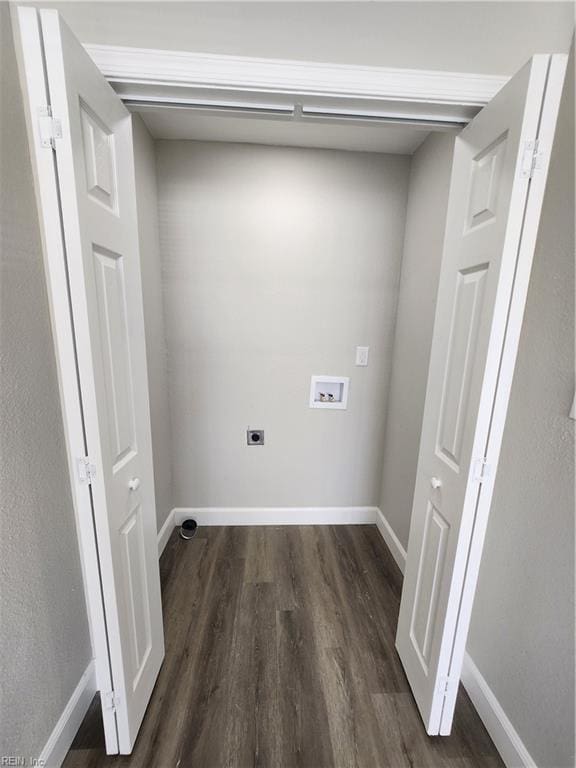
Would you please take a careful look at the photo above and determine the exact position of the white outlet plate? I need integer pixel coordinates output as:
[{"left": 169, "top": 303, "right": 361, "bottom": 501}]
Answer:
[{"left": 356, "top": 346, "right": 369, "bottom": 366}]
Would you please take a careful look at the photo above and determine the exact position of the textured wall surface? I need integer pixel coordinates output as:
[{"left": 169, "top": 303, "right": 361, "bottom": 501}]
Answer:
[
  {"left": 157, "top": 141, "right": 410, "bottom": 509},
  {"left": 467, "top": 55, "right": 575, "bottom": 768},
  {"left": 133, "top": 114, "right": 173, "bottom": 531},
  {"left": 379, "top": 132, "right": 455, "bottom": 546},
  {"left": 33, "top": 1, "right": 573, "bottom": 75},
  {"left": 0, "top": 3, "right": 92, "bottom": 759}
]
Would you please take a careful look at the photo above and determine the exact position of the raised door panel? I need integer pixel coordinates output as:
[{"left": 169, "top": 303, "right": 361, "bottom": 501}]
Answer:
[
  {"left": 465, "top": 133, "right": 508, "bottom": 232},
  {"left": 80, "top": 101, "right": 118, "bottom": 213},
  {"left": 435, "top": 264, "right": 489, "bottom": 472},
  {"left": 93, "top": 245, "right": 137, "bottom": 472},
  {"left": 120, "top": 504, "right": 153, "bottom": 691},
  {"left": 410, "top": 503, "right": 450, "bottom": 672}
]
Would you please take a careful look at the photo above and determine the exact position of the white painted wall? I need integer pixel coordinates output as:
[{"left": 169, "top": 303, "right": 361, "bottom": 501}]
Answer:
[
  {"left": 379, "top": 60, "right": 574, "bottom": 768},
  {"left": 133, "top": 114, "right": 173, "bottom": 530},
  {"left": 157, "top": 141, "right": 410, "bottom": 509},
  {"left": 0, "top": 3, "right": 92, "bottom": 758},
  {"left": 379, "top": 132, "right": 456, "bottom": 546},
  {"left": 33, "top": 2, "right": 573, "bottom": 75}
]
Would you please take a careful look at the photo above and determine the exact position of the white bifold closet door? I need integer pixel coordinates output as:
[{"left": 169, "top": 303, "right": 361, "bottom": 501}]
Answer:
[
  {"left": 15, "top": 7, "right": 164, "bottom": 754},
  {"left": 396, "top": 54, "right": 566, "bottom": 736}
]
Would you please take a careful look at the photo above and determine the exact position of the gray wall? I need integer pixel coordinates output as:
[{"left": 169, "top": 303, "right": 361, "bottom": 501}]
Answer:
[
  {"left": 133, "top": 114, "right": 173, "bottom": 530},
  {"left": 0, "top": 3, "right": 92, "bottom": 759},
  {"left": 33, "top": 2, "right": 574, "bottom": 76},
  {"left": 379, "top": 61, "right": 575, "bottom": 767},
  {"left": 467, "top": 55, "right": 575, "bottom": 768},
  {"left": 379, "top": 132, "right": 456, "bottom": 546},
  {"left": 157, "top": 141, "right": 410, "bottom": 509}
]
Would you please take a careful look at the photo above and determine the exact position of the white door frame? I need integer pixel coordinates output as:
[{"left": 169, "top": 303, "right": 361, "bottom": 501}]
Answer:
[{"left": 13, "top": 6, "right": 119, "bottom": 752}]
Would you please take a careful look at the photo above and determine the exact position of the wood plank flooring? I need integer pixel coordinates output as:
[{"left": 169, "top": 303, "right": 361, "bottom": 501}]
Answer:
[{"left": 63, "top": 525, "right": 503, "bottom": 768}]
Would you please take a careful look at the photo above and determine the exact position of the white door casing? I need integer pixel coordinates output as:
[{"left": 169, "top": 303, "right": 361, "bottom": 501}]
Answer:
[
  {"left": 15, "top": 7, "right": 165, "bottom": 754},
  {"left": 396, "top": 54, "right": 566, "bottom": 736}
]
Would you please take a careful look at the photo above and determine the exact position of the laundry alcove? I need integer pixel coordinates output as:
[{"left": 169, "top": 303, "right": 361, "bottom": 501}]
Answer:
[
  {"left": 139, "top": 126, "right": 419, "bottom": 520},
  {"left": 119, "top": 47, "right": 490, "bottom": 534},
  {"left": 15, "top": 7, "right": 569, "bottom": 760}
]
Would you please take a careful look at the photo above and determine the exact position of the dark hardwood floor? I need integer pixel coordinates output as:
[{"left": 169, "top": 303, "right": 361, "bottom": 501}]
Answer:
[{"left": 63, "top": 525, "right": 503, "bottom": 768}]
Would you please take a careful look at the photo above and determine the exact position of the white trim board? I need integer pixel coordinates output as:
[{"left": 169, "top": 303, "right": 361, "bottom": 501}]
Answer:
[
  {"left": 374, "top": 507, "right": 407, "bottom": 573},
  {"left": 38, "top": 661, "right": 96, "bottom": 768},
  {"left": 171, "top": 506, "right": 378, "bottom": 527},
  {"left": 84, "top": 44, "right": 507, "bottom": 105},
  {"left": 461, "top": 654, "right": 537, "bottom": 768},
  {"left": 374, "top": 508, "right": 537, "bottom": 768},
  {"left": 157, "top": 508, "right": 175, "bottom": 556},
  {"left": 157, "top": 506, "right": 377, "bottom": 554},
  {"left": 84, "top": 44, "right": 509, "bottom": 126}
]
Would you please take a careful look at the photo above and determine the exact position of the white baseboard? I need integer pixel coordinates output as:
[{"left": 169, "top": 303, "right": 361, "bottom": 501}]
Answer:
[
  {"left": 374, "top": 507, "right": 407, "bottom": 573},
  {"left": 171, "top": 506, "right": 378, "bottom": 527},
  {"left": 461, "top": 653, "right": 536, "bottom": 768},
  {"left": 374, "top": 506, "right": 534, "bottom": 768},
  {"left": 157, "top": 508, "right": 176, "bottom": 556},
  {"left": 38, "top": 661, "right": 96, "bottom": 768}
]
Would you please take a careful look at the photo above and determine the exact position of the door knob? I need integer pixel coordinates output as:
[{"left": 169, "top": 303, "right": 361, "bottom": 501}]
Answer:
[
  {"left": 430, "top": 476, "right": 442, "bottom": 490},
  {"left": 128, "top": 477, "right": 141, "bottom": 491}
]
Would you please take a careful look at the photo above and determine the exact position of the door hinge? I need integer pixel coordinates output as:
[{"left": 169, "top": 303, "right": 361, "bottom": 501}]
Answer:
[
  {"left": 102, "top": 690, "right": 119, "bottom": 712},
  {"left": 77, "top": 456, "right": 97, "bottom": 485},
  {"left": 437, "top": 675, "right": 458, "bottom": 698},
  {"left": 519, "top": 139, "right": 544, "bottom": 179},
  {"left": 472, "top": 457, "right": 491, "bottom": 484},
  {"left": 38, "top": 106, "right": 62, "bottom": 149}
]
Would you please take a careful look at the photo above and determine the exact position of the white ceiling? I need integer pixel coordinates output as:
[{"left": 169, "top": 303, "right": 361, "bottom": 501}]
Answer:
[{"left": 137, "top": 106, "right": 434, "bottom": 154}]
